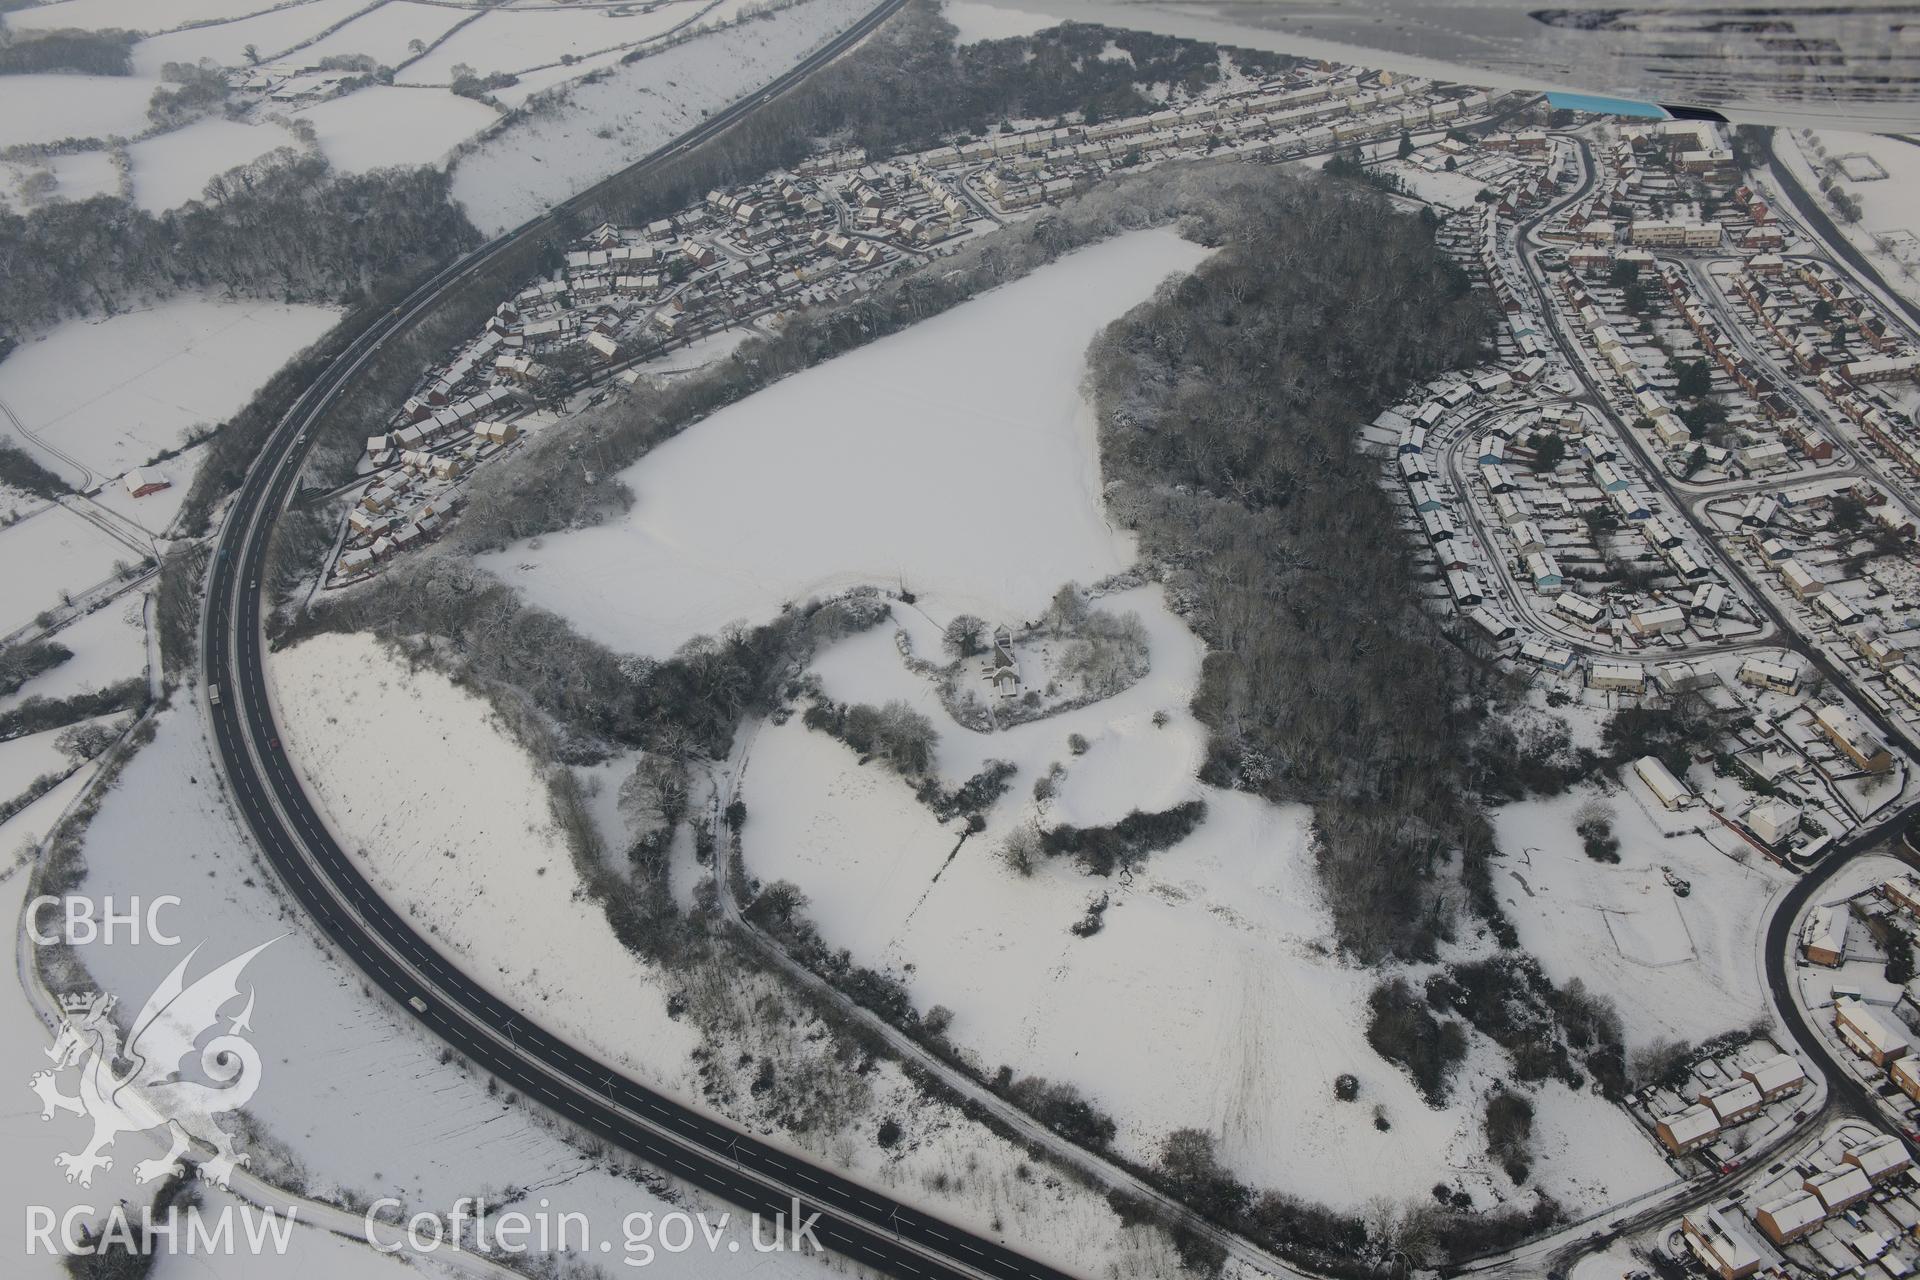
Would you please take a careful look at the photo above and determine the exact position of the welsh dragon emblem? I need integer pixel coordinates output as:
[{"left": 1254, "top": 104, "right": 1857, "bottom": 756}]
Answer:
[{"left": 31, "top": 939, "right": 277, "bottom": 1188}]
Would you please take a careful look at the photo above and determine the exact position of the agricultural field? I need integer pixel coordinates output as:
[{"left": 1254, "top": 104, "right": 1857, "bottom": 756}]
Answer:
[
  {"left": 0, "top": 296, "right": 337, "bottom": 490},
  {"left": 484, "top": 228, "right": 1205, "bottom": 654},
  {"left": 0, "top": 0, "right": 876, "bottom": 213}
]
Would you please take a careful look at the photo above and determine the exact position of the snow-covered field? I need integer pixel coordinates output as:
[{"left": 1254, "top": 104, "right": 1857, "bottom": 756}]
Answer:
[
  {"left": 0, "top": 722, "right": 80, "bottom": 804},
  {"left": 1493, "top": 782, "right": 1790, "bottom": 1047},
  {"left": 125, "top": 0, "right": 374, "bottom": 77},
  {"left": 0, "top": 149, "right": 122, "bottom": 212},
  {"left": 4, "top": 0, "right": 880, "bottom": 217},
  {"left": 127, "top": 117, "right": 298, "bottom": 212},
  {"left": 404, "top": 0, "right": 780, "bottom": 107},
  {"left": 1825, "top": 133, "right": 1920, "bottom": 250},
  {"left": 0, "top": 504, "right": 140, "bottom": 637},
  {"left": 0, "top": 597, "right": 148, "bottom": 714},
  {"left": 1776, "top": 130, "right": 1920, "bottom": 311},
  {"left": 449, "top": 0, "right": 876, "bottom": 234},
  {"left": 270, "top": 630, "right": 706, "bottom": 1093},
  {"left": 1374, "top": 157, "right": 1494, "bottom": 211},
  {"left": 295, "top": 1, "right": 471, "bottom": 71},
  {"left": 0, "top": 74, "right": 158, "bottom": 148},
  {"left": 941, "top": 0, "right": 1059, "bottom": 43},
  {"left": 0, "top": 295, "right": 337, "bottom": 490},
  {"left": 739, "top": 600, "right": 1676, "bottom": 1211},
  {"left": 291, "top": 84, "right": 498, "bottom": 174},
  {"left": 401, "top": 2, "right": 710, "bottom": 84},
  {"left": 485, "top": 229, "right": 1207, "bottom": 653},
  {"left": 752, "top": 605, "right": 1404, "bottom": 1195},
  {"left": 6, "top": 0, "right": 298, "bottom": 33}
]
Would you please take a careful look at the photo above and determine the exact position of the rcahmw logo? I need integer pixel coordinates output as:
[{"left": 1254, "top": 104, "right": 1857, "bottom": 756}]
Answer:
[
  {"left": 31, "top": 937, "right": 278, "bottom": 1188},
  {"left": 26, "top": 1203, "right": 299, "bottom": 1258}
]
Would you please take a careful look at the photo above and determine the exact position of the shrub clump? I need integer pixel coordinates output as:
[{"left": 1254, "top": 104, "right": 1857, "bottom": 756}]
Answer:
[
  {"left": 0, "top": 640, "right": 72, "bottom": 697},
  {"left": 803, "top": 699, "right": 937, "bottom": 774},
  {"left": 1038, "top": 800, "right": 1207, "bottom": 876},
  {"left": 1366, "top": 977, "right": 1466, "bottom": 1105},
  {"left": 1484, "top": 1088, "right": 1535, "bottom": 1184},
  {"left": 998, "top": 1073, "right": 1118, "bottom": 1149},
  {"left": 1575, "top": 800, "right": 1621, "bottom": 863}
]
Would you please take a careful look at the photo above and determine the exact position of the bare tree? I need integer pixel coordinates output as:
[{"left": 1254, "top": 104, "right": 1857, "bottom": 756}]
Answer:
[{"left": 942, "top": 613, "right": 986, "bottom": 660}]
